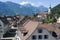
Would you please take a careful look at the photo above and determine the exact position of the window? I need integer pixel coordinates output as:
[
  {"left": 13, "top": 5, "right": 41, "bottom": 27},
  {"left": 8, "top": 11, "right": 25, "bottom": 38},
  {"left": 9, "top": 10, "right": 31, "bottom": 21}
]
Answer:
[
  {"left": 23, "top": 32, "right": 27, "bottom": 36},
  {"left": 0, "top": 24, "right": 1, "bottom": 26},
  {"left": 38, "top": 29, "right": 42, "bottom": 33},
  {"left": 52, "top": 32, "right": 57, "bottom": 37},
  {"left": 44, "top": 35, "right": 48, "bottom": 39},
  {"left": 38, "top": 35, "right": 42, "bottom": 39},
  {"left": 32, "top": 35, "right": 36, "bottom": 39}
]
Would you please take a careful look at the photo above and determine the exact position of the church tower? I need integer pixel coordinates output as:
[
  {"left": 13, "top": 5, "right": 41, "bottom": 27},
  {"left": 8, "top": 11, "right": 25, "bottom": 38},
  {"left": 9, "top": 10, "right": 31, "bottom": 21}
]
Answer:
[{"left": 48, "top": 4, "right": 51, "bottom": 14}]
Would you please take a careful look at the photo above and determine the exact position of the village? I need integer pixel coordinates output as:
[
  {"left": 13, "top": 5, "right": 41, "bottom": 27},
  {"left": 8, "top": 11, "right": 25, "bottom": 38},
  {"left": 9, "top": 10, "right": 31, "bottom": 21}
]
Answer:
[
  {"left": 0, "top": 6, "right": 60, "bottom": 40},
  {"left": 0, "top": 0, "right": 60, "bottom": 40}
]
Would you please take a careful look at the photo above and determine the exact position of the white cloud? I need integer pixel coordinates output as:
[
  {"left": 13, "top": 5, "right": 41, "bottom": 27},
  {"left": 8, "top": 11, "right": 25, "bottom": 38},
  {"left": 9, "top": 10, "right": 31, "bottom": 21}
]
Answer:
[
  {"left": 20, "top": 1, "right": 43, "bottom": 7},
  {"left": 20, "top": 1, "right": 35, "bottom": 6},
  {"left": 20, "top": 1, "right": 29, "bottom": 5}
]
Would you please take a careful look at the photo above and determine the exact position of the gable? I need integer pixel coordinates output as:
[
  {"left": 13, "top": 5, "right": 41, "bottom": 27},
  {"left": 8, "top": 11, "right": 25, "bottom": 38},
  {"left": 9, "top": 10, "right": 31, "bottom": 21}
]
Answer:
[{"left": 27, "top": 28, "right": 56, "bottom": 40}]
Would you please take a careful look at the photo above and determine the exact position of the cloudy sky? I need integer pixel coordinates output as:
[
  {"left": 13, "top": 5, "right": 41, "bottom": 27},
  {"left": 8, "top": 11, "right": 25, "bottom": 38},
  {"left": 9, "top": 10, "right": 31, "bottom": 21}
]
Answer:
[{"left": 0, "top": 0, "right": 60, "bottom": 8}]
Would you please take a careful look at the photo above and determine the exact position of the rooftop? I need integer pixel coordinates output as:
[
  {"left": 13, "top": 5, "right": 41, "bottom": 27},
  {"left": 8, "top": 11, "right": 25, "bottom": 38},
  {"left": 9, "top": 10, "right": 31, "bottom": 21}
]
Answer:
[
  {"left": 17, "top": 20, "right": 60, "bottom": 40},
  {"left": 0, "top": 17, "right": 9, "bottom": 25},
  {"left": 3, "top": 29, "right": 17, "bottom": 38}
]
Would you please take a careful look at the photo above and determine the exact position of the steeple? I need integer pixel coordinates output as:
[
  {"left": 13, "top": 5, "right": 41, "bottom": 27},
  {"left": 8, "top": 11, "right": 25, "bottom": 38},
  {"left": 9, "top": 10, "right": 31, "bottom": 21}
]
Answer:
[{"left": 48, "top": 4, "right": 51, "bottom": 14}]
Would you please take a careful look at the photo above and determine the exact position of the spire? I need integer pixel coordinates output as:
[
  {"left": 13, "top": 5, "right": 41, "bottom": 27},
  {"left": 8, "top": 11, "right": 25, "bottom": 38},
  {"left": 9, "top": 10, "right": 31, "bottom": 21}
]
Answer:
[
  {"left": 50, "top": 3, "right": 51, "bottom": 9},
  {"left": 48, "top": 4, "right": 51, "bottom": 14}
]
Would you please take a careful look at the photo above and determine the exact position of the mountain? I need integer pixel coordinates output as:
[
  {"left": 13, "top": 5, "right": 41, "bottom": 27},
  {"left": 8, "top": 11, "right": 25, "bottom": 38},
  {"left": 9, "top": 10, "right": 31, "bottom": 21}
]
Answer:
[
  {"left": 37, "top": 6, "right": 48, "bottom": 12},
  {"left": 0, "top": 1, "right": 48, "bottom": 16},
  {"left": 0, "top": 2, "right": 15, "bottom": 15},
  {"left": 51, "top": 4, "right": 60, "bottom": 17},
  {"left": 52, "top": 4, "right": 60, "bottom": 14}
]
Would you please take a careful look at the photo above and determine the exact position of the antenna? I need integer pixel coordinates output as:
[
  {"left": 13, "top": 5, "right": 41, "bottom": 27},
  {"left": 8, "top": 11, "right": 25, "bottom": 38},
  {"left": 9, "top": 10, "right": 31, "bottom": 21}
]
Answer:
[{"left": 49, "top": 0, "right": 51, "bottom": 9}]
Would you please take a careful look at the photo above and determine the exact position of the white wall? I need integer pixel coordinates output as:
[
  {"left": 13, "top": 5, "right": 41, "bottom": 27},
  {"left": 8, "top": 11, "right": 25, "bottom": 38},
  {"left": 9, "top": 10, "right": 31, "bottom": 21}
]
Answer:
[{"left": 27, "top": 28, "right": 56, "bottom": 40}]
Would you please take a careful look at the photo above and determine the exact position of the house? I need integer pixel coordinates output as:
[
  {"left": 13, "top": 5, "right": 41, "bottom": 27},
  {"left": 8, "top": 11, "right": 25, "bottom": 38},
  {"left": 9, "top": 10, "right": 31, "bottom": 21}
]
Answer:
[
  {"left": 17, "top": 20, "right": 60, "bottom": 40},
  {"left": 7, "top": 16, "right": 25, "bottom": 28},
  {"left": 6, "top": 16, "right": 20, "bottom": 28},
  {"left": 36, "top": 5, "right": 51, "bottom": 23},
  {"left": 0, "top": 17, "right": 18, "bottom": 40},
  {"left": 37, "top": 12, "right": 48, "bottom": 18},
  {"left": 57, "top": 17, "right": 60, "bottom": 23},
  {"left": 17, "top": 16, "right": 30, "bottom": 27},
  {"left": 0, "top": 17, "right": 10, "bottom": 38},
  {"left": 36, "top": 12, "right": 48, "bottom": 23}
]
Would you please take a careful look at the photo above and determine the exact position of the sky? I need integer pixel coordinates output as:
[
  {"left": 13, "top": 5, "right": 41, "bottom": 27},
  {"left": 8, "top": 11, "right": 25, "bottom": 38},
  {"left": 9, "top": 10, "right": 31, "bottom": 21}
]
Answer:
[{"left": 0, "top": 0, "right": 60, "bottom": 8}]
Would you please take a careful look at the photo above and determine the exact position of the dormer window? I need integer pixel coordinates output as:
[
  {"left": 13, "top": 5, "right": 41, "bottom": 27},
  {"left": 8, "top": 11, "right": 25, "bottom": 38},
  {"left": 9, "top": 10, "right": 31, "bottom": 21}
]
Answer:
[
  {"left": 23, "top": 32, "right": 28, "bottom": 36},
  {"left": 38, "top": 29, "right": 42, "bottom": 33},
  {"left": 52, "top": 31, "right": 57, "bottom": 37}
]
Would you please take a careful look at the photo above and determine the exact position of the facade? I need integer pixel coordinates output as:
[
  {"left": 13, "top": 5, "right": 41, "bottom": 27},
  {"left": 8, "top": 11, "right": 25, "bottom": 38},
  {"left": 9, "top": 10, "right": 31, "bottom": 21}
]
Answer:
[
  {"left": 17, "top": 20, "right": 60, "bottom": 40},
  {"left": 27, "top": 28, "right": 56, "bottom": 40}
]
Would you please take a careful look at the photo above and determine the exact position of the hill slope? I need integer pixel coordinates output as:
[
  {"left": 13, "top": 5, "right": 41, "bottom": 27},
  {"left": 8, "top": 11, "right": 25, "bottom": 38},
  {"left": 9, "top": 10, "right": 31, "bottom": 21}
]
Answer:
[
  {"left": 0, "top": 1, "right": 48, "bottom": 16},
  {"left": 51, "top": 4, "right": 60, "bottom": 15}
]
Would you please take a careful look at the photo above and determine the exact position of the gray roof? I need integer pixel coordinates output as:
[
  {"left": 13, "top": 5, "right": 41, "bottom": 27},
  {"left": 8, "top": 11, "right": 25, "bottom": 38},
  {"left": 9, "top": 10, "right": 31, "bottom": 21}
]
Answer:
[{"left": 0, "top": 17, "right": 9, "bottom": 24}]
